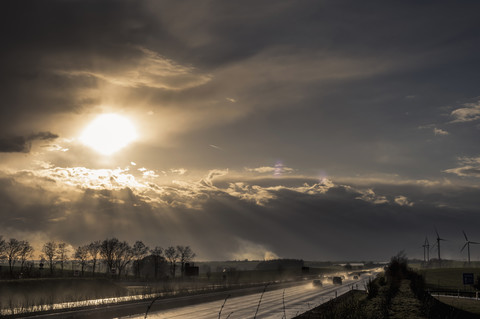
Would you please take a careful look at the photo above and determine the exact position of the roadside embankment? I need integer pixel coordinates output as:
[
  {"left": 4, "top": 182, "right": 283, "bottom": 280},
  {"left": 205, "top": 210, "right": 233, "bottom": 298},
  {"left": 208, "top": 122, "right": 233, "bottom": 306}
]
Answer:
[{"left": 295, "top": 254, "right": 480, "bottom": 319}]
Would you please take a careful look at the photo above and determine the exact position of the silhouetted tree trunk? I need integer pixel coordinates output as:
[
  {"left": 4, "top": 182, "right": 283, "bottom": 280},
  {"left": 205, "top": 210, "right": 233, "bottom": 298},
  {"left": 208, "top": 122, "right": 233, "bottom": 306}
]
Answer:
[
  {"left": 75, "top": 245, "right": 89, "bottom": 276},
  {"left": 176, "top": 245, "right": 195, "bottom": 277},
  {"left": 150, "top": 246, "right": 163, "bottom": 280},
  {"left": 87, "top": 240, "right": 101, "bottom": 276},
  {"left": 132, "top": 241, "right": 149, "bottom": 278},
  {"left": 42, "top": 241, "right": 58, "bottom": 275},
  {"left": 5, "top": 238, "right": 23, "bottom": 277},
  {"left": 114, "top": 241, "right": 133, "bottom": 279},
  {"left": 101, "top": 238, "right": 120, "bottom": 275},
  {"left": 165, "top": 246, "right": 179, "bottom": 278},
  {"left": 19, "top": 241, "right": 33, "bottom": 273},
  {"left": 56, "top": 243, "right": 70, "bottom": 275}
]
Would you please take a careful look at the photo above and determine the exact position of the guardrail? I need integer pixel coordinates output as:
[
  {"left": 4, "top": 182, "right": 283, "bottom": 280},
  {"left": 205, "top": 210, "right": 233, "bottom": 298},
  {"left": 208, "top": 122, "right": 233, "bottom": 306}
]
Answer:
[{"left": 428, "top": 289, "right": 480, "bottom": 300}]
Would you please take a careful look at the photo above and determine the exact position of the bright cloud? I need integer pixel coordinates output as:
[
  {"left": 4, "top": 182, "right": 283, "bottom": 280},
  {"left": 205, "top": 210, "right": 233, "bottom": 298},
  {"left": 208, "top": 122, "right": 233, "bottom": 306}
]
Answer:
[
  {"left": 2, "top": 166, "right": 480, "bottom": 261},
  {"left": 444, "top": 157, "right": 480, "bottom": 178},
  {"left": 450, "top": 101, "right": 480, "bottom": 123},
  {"left": 394, "top": 195, "right": 413, "bottom": 207},
  {"left": 246, "top": 164, "right": 294, "bottom": 175},
  {"left": 434, "top": 128, "right": 449, "bottom": 136},
  {"left": 58, "top": 47, "right": 211, "bottom": 90},
  {"left": 171, "top": 168, "right": 187, "bottom": 175},
  {"left": 355, "top": 189, "right": 389, "bottom": 205}
]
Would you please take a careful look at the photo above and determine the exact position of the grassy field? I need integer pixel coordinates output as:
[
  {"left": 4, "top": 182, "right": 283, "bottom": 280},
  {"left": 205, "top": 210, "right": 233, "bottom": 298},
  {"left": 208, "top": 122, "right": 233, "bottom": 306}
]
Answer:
[
  {"left": 435, "top": 296, "right": 480, "bottom": 315},
  {"left": 294, "top": 290, "right": 367, "bottom": 319},
  {"left": 414, "top": 266, "right": 480, "bottom": 315},
  {"left": 410, "top": 261, "right": 480, "bottom": 269},
  {"left": 417, "top": 267, "right": 480, "bottom": 291}
]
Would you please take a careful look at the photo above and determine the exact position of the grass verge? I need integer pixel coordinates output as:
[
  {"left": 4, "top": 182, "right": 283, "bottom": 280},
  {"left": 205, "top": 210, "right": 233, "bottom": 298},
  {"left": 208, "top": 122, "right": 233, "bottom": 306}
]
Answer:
[{"left": 435, "top": 296, "right": 480, "bottom": 315}]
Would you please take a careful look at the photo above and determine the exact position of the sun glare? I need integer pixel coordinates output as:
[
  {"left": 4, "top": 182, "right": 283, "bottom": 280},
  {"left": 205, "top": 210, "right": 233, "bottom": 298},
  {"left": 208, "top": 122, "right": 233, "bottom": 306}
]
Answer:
[{"left": 80, "top": 114, "right": 138, "bottom": 155}]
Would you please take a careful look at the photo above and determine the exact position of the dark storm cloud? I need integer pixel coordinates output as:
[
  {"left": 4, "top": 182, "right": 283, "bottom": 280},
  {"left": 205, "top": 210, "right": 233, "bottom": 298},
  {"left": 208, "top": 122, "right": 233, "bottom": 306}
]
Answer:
[
  {"left": 3, "top": 1, "right": 480, "bottom": 127},
  {"left": 136, "top": 0, "right": 480, "bottom": 176},
  {"left": 0, "top": 0, "right": 167, "bottom": 133},
  {"left": 148, "top": 1, "right": 480, "bottom": 70},
  {"left": 0, "top": 136, "right": 30, "bottom": 153},
  {"left": 1, "top": 169, "right": 478, "bottom": 261},
  {"left": 0, "top": 132, "right": 58, "bottom": 153}
]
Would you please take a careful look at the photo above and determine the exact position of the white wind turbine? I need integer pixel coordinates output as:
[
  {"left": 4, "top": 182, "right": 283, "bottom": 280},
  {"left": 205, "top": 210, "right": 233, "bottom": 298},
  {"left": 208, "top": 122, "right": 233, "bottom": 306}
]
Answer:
[
  {"left": 461, "top": 230, "right": 480, "bottom": 264},
  {"left": 422, "top": 237, "right": 430, "bottom": 264}
]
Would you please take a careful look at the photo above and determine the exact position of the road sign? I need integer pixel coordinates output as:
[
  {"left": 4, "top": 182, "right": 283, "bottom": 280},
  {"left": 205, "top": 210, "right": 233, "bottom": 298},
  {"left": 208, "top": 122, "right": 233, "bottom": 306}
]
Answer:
[{"left": 463, "top": 273, "right": 474, "bottom": 285}]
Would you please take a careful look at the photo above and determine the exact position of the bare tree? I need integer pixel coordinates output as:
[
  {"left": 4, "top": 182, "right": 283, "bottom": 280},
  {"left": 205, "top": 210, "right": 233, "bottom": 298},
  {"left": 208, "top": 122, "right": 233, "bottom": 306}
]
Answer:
[
  {"left": 56, "top": 243, "right": 70, "bottom": 274},
  {"left": 176, "top": 245, "right": 196, "bottom": 277},
  {"left": 87, "top": 240, "right": 101, "bottom": 275},
  {"left": 100, "top": 238, "right": 135, "bottom": 278},
  {"left": 114, "top": 241, "right": 134, "bottom": 278},
  {"left": 164, "top": 246, "right": 179, "bottom": 278},
  {"left": 19, "top": 241, "right": 34, "bottom": 273},
  {"left": 101, "top": 238, "right": 120, "bottom": 275},
  {"left": 75, "top": 245, "right": 89, "bottom": 276},
  {"left": 5, "top": 238, "right": 24, "bottom": 277},
  {"left": 132, "top": 241, "right": 149, "bottom": 278},
  {"left": 150, "top": 246, "right": 163, "bottom": 279},
  {"left": 42, "top": 241, "right": 58, "bottom": 275}
]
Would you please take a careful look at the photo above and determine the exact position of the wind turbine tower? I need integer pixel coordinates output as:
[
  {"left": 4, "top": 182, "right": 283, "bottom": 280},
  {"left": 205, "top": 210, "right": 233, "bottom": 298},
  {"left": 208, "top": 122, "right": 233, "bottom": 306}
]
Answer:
[
  {"left": 435, "top": 228, "right": 446, "bottom": 261},
  {"left": 422, "top": 237, "right": 430, "bottom": 264},
  {"left": 461, "top": 230, "right": 480, "bottom": 264}
]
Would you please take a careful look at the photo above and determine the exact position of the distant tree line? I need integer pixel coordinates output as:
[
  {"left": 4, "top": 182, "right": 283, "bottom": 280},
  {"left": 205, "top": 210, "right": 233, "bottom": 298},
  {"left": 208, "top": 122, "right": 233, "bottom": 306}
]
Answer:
[{"left": 0, "top": 235, "right": 195, "bottom": 280}]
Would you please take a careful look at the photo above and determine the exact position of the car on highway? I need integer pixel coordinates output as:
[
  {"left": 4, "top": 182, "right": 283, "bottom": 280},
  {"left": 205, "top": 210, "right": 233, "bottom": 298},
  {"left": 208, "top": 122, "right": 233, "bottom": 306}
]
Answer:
[
  {"left": 312, "top": 279, "right": 323, "bottom": 287},
  {"left": 332, "top": 276, "right": 343, "bottom": 285}
]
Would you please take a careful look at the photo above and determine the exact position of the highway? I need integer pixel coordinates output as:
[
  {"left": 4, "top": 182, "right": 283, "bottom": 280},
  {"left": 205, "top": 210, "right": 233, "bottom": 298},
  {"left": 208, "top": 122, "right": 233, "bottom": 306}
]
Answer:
[
  {"left": 123, "top": 273, "right": 377, "bottom": 319},
  {"left": 14, "top": 271, "right": 380, "bottom": 318}
]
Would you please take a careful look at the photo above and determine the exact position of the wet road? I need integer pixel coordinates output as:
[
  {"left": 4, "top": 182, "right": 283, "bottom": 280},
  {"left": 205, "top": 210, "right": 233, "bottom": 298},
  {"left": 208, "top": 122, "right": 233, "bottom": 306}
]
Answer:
[
  {"left": 124, "top": 275, "right": 376, "bottom": 319},
  {"left": 15, "top": 271, "right": 380, "bottom": 318}
]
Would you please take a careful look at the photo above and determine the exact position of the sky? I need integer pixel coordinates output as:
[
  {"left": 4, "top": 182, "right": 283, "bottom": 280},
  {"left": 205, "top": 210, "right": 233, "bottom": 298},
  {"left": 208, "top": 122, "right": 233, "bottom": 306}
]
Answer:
[{"left": 1, "top": 0, "right": 480, "bottom": 262}]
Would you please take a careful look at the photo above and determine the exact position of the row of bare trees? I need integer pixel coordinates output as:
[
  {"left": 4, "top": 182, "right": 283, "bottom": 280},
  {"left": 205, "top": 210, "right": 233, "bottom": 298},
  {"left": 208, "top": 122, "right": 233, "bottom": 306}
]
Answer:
[
  {"left": 0, "top": 235, "right": 196, "bottom": 279},
  {"left": 75, "top": 238, "right": 196, "bottom": 278},
  {"left": 41, "top": 241, "right": 71, "bottom": 275},
  {"left": 0, "top": 236, "right": 34, "bottom": 276}
]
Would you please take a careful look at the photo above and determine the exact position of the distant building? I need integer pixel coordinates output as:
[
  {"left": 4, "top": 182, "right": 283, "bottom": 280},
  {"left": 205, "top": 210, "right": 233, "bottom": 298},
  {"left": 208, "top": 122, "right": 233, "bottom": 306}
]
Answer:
[
  {"left": 185, "top": 263, "right": 199, "bottom": 277},
  {"left": 139, "top": 255, "right": 169, "bottom": 279}
]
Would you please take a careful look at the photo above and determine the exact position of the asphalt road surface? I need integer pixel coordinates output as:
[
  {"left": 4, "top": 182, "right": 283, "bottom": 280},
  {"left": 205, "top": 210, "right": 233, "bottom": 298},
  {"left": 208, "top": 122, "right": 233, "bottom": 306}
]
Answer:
[
  {"left": 16, "top": 272, "right": 380, "bottom": 318},
  {"left": 124, "top": 275, "right": 375, "bottom": 319}
]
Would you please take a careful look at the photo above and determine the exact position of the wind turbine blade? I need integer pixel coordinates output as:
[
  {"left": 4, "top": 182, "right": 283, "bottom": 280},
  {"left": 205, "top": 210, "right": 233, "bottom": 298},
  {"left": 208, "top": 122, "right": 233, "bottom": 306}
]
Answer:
[
  {"left": 470, "top": 241, "right": 480, "bottom": 245},
  {"left": 435, "top": 227, "right": 439, "bottom": 238},
  {"left": 461, "top": 243, "right": 468, "bottom": 252},
  {"left": 463, "top": 230, "right": 469, "bottom": 242}
]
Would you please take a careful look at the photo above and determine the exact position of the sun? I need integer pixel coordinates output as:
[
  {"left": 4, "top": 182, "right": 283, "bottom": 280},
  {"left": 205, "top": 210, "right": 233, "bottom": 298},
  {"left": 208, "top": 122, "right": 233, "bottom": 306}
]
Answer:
[{"left": 80, "top": 114, "right": 138, "bottom": 155}]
